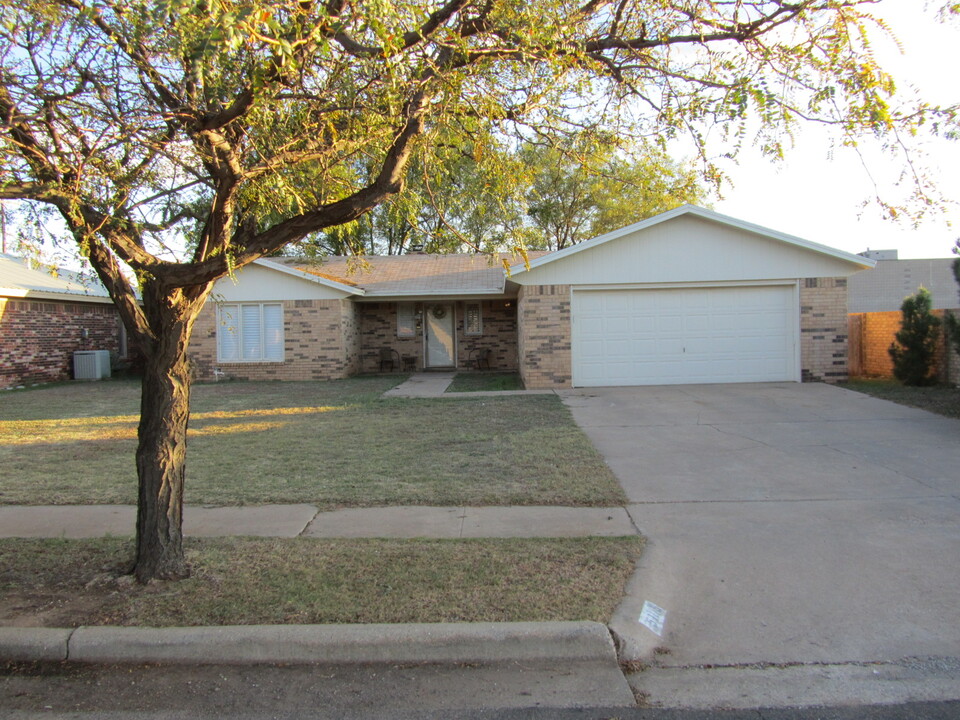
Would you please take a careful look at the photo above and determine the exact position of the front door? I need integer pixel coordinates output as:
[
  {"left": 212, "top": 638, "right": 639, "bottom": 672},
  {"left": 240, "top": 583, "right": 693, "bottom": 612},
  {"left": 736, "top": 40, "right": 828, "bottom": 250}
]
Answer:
[{"left": 425, "top": 304, "right": 455, "bottom": 367}]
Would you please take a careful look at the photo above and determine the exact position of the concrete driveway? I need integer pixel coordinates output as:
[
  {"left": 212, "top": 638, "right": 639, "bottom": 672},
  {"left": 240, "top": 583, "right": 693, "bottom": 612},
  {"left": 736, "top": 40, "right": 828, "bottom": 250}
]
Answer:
[{"left": 561, "top": 382, "right": 960, "bottom": 707}]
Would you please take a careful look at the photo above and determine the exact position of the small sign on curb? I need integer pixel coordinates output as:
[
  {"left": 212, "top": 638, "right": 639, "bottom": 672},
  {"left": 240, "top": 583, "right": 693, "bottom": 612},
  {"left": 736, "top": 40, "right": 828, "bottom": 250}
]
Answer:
[{"left": 639, "top": 601, "right": 666, "bottom": 636}]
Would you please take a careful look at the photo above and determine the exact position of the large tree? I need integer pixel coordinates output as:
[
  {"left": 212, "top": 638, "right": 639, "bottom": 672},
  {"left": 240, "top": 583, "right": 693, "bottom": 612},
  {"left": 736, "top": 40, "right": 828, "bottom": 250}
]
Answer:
[
  {"left": 0, "top": 0, "right": 951, "bottom": 581},
  {"left": 300, "top": 141, "right": 533, "bottom": 256},
  {"left": 523, "top": 139, "right": 707, "bottom": 250}
]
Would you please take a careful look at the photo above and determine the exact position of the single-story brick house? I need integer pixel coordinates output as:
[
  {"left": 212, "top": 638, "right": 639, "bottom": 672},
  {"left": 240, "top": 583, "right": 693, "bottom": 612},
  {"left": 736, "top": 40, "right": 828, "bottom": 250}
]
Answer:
[
  {"left": 0, "top": 253, "right": 131, "bottom": 387},
  {"left": 190, "top": 205, "right": 875, "bottom": 388}
]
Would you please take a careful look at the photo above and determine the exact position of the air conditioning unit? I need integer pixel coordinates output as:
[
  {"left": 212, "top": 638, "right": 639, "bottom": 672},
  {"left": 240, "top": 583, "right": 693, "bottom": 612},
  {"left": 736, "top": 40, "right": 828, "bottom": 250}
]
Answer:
[{"left": 73, "top": 350, "right": 112, "bottom": 380}]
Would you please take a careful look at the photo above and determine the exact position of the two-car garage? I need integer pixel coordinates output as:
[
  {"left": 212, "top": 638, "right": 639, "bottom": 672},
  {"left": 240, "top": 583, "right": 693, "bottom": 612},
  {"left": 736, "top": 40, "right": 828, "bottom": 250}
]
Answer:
[
  {"left": 510, "top": 205, "right": 873, "bottom": 389},
  {"left": 571, "top": 284, "right": 798, "bottom": 387}
]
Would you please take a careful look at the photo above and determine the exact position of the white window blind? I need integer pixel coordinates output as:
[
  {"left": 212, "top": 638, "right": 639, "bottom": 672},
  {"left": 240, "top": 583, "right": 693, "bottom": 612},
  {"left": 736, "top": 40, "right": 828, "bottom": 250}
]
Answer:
[
  {"left": 464, "top": 302, "right": 482, "bottom": 336},
  {"left": 218, "top": 303, "right": 284, "bottom": 362},
  {"left": 397, "top": 303, "right": 416, "bottom": 337},
  {"left": 262, "top": 304, "right": 284, "bottom": 360},
  {"left": 218, "top": 304, "right": 241, "bottom": 361}
]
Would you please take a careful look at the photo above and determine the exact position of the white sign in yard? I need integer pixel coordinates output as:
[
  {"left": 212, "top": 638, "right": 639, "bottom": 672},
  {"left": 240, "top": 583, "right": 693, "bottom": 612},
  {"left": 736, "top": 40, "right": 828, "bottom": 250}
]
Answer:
[{"left": 639, "top": 601, "right": 666, "bottom": 636}]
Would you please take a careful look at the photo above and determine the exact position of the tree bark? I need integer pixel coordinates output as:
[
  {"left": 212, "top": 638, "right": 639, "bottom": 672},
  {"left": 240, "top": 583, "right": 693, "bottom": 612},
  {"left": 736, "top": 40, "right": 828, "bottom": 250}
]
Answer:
[{"left": 133, "top": 281, "right": 213, "bottom": 582}]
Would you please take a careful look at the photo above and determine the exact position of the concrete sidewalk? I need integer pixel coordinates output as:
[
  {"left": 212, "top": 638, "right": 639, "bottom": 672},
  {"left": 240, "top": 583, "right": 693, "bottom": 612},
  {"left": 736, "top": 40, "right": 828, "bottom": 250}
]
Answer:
[
  {"left": 382, "top": 372, "right": 555, "bottom": 398},
  {"left": 0, "top": 504, "right": 638, "bottom": 539}
]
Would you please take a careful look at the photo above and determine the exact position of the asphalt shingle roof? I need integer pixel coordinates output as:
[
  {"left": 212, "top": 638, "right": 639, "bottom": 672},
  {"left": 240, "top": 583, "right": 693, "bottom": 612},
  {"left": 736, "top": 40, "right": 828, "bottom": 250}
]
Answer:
[{"left": 275, "top": 252, "right": 550, "bottom": 296}]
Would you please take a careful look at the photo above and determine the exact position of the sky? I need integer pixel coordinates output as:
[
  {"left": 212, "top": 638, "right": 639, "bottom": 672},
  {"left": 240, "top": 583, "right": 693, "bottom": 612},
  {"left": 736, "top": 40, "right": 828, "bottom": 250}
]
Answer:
[
  {"left": 4, "top": 1, "right": 957, "bottom": 267},
  {"left": 712, "top": 1, "right": 960, "bottom": 260}
]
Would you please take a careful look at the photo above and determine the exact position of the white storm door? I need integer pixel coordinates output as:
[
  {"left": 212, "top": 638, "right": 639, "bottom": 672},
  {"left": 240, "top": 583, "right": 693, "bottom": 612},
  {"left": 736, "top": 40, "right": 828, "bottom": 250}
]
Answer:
[
  {"left": 572, "top": 285, "right": 797, "bottom": 387},
  {"left": 425, "top": 304, "right": 456, "bottom": 367}
]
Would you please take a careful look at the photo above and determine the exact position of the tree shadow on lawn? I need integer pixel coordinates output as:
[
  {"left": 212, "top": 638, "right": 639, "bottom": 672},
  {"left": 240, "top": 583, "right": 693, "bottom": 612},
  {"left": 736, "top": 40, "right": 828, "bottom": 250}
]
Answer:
[{"left": 1, "top": 385, "right": 626, "bottom": 508}]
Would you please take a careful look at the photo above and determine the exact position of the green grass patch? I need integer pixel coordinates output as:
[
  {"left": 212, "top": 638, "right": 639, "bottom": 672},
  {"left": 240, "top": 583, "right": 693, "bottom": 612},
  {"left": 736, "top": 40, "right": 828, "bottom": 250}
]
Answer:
[
  {"left": 0, "top": 536, "right": 643, "bottom": 627},
  {"left": 843, "top": 378, "right": 960, "bottom": 420},
  {"left": 0, "top": 378, "right": 626, "bottom": 508},
  {"left": 446, "top": 372, "right": 524, "bottom": 393}
]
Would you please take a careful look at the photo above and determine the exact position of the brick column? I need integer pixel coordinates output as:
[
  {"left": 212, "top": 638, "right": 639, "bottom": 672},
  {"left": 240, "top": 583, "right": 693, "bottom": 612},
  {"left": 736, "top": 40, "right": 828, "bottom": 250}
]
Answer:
[
  {"left": 517, "top": 285, "right": 572, "bottom": 389},
  {"left": 800, "top": 277, "right": 848, "bottom": 383}
]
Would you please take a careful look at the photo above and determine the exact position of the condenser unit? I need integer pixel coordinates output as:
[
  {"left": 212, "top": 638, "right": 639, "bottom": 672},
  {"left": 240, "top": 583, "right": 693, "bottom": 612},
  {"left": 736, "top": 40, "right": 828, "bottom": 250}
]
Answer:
[{"left": 73, "top": 350, "right": 112, "bottom": 380}]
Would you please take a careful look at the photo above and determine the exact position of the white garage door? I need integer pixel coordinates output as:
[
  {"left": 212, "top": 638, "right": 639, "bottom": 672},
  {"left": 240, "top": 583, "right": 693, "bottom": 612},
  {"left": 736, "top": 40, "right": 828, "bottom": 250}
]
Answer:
[{"left": 572, "top": 285, "right": 798, "bottom": 387}]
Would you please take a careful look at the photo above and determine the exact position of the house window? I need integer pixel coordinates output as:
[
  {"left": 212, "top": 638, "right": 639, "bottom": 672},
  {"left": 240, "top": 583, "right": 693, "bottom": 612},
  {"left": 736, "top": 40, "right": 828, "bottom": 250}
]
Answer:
[
  {"left": 218, "top": 303, "right": 284, "bottom": 362},
  {"left": 397, "top": 302, "right": 416, "bottom": 338},
  {"left": 464, "top": 302, "right": 482, "bottom": 336}
]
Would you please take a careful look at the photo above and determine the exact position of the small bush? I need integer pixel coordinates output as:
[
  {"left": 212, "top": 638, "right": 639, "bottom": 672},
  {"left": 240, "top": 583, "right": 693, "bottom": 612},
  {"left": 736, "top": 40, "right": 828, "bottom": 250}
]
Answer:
[{"left": 889, "top": 287, "right": 940, "bottom": 386}]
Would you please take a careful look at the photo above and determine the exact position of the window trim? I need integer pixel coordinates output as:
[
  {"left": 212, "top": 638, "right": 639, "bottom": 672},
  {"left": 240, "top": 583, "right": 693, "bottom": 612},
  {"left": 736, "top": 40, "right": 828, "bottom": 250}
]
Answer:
[
  {"left": 464, "top": 301, "right": 483, "bottom": 336},
  {"left": 217, "top": 302, "right": 285, "bottom": 363}
]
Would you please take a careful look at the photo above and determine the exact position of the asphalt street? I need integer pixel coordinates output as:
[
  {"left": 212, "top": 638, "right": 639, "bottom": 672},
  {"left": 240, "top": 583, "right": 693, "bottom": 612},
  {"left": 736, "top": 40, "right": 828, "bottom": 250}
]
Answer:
[{"left": 2, "top": 661, "right": 959, "bottom": 720}]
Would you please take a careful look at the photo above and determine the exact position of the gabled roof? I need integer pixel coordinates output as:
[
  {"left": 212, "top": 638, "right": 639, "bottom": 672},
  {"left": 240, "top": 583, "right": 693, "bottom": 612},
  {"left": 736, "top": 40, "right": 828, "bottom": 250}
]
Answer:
[
  {"left": 0, "top": 253, "right": 114, "bottom": 304},
  {"left": 255, "top": 257, "right": 365, "bottom": 295},
  {"left": 508, "top": 204, "right": 875, "bottom": 276},
  {"left": 269, "top": 253, "right": 549, "bottom": 297}
]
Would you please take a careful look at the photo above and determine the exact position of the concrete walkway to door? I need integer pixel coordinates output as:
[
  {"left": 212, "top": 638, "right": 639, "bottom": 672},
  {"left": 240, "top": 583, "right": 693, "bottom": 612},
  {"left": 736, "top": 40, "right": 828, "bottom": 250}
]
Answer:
[
  {"left": 383, "top": 372, "right": 556, "bottom": 398},
  {"left": 383, "top": 371, "right": 456, "bottom": 397},
  {"left": 560, "top": 382, "right": 960, "bottom": 709}
]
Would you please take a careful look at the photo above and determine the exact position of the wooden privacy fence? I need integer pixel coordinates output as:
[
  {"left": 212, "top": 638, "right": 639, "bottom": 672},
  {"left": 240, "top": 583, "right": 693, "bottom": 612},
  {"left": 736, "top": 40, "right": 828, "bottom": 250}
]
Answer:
[{"left": 848, "top": 309, "right": 960, "bottom": 383}]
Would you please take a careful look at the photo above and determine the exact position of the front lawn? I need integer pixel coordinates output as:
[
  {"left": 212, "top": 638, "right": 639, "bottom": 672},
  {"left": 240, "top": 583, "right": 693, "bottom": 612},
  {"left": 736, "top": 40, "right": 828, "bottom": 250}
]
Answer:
[
  {"left": 843, "top": 378, "right": 960, "bottom": 420},
  {"left": 0, "top": 536, "right": 643, "bottom": 627},
  {"left": 0, "top": 377, "right": 626, "bottom": 507}
]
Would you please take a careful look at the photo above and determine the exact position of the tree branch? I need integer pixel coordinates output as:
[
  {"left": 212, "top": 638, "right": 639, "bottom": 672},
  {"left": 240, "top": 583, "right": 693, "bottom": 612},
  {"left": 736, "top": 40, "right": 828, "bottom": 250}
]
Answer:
[{"left": 53, "top": 0, "right": 183, "bottom": 112}]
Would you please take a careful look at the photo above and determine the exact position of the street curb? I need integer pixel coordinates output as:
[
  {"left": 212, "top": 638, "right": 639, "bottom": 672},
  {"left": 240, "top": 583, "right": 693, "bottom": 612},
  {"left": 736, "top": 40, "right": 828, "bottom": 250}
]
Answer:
[
  {"left": 2, "top": 621, "right": 620, "bottom": 666},
  {"left": 0, "top": 627, "right": 72, "bottom": 662}
]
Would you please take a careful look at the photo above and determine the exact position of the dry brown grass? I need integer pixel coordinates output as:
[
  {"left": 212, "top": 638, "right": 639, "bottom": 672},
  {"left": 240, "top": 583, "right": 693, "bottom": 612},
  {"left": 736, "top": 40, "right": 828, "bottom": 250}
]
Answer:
[{"left": 0, "top": 536, "right": 644, "bottom": 627}]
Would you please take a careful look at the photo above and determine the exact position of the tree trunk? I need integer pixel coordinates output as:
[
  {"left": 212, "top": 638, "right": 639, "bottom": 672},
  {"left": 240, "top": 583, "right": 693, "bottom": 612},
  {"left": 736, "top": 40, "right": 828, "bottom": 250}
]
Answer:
[{"left": 133, "top": 282, "right": 212, "bottom": 582}]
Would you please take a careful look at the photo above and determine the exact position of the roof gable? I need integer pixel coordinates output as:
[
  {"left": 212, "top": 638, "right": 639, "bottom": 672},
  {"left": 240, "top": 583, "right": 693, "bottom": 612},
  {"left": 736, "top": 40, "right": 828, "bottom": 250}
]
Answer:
[
  {"left": 509, "top": 205, "right": 873, "bottom": 286},
  {"left": 212, "top": 260, "right": 358, "bottom": 302}
]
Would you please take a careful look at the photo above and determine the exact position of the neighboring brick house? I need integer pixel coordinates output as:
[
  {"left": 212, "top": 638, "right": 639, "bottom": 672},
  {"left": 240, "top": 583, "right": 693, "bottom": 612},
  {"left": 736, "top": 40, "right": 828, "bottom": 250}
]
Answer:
[
  {"left": 847, "top": 255, "right": 960, "bottom": 383},
  {"left": 0, "top": 253, "right": 130, "bottom": 388},
  {"left": 190, "top": 205, "right": 873, "bottom": 388}
]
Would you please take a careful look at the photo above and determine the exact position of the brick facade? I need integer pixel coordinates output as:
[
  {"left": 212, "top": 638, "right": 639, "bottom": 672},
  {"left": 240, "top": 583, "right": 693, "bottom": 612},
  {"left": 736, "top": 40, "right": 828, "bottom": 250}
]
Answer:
[
  {"left": 185, "top": 276, "right": 858, "bottom": 388},
  {"left": 357, "top": 300, "right": 518, "bottom": 373},
  {"left": 454, "top": 300, "right": 518, "bottom": 371},
  {"left": 341, "top": 301, "right": 361, "bottom": 376},
  {"left": 189, "top": 299, "right": 357, "bottom": 382},
  {"left": 0, "top": 297, "right": 124, "bottom": 387},
  {"left": 190, "top": 298, "right": 519, "bottom": 381},
  {"left": 848, "top": 308, "right": 960, "bottom": 384},
  {"left": 800, "top": 277, "right": 849, "bottom": 383},
  {"left": 517, "top": 285, "right": 572, "bottom": 389},
  {"left": 357, "top": 303, "right": 423, "bottom": 373},
  {"left": 515, "top": 278, "right": 851, "bottom": 389}
]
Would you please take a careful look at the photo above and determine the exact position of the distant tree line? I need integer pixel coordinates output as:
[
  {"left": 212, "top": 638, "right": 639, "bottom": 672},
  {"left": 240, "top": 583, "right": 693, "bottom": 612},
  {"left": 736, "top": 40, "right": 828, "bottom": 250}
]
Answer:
[{"left": 292, "top": 137, "right": 708, "bottom": 257}]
